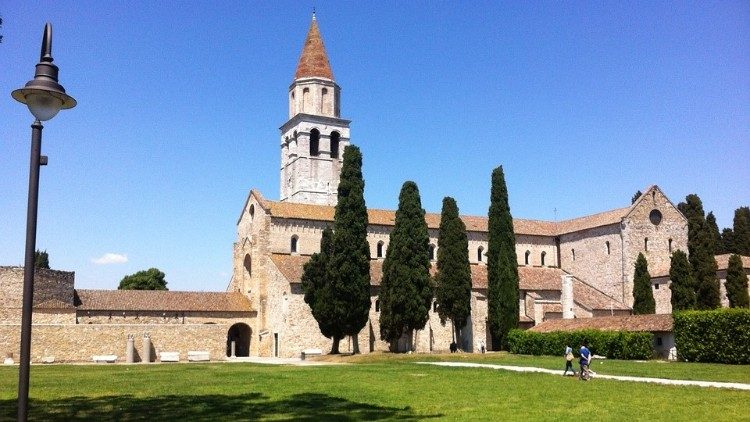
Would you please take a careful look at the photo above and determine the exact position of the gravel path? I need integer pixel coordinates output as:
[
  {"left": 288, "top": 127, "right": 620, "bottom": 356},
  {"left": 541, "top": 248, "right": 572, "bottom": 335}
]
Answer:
[{"left": 417, "top": 361, "right": 750, "bottom": 391}]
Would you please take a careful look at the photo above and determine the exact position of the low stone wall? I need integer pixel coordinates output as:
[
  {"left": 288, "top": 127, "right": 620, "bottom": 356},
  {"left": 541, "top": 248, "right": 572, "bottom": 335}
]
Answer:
[{"left": 0, "top": 323, "right": 230, "bottom": 363}]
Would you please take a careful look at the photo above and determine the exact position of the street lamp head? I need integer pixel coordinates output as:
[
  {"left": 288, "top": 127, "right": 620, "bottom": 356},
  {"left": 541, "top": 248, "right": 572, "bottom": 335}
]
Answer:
[{"left": 12, "top": 23, "right": 76, "bottom": 121}]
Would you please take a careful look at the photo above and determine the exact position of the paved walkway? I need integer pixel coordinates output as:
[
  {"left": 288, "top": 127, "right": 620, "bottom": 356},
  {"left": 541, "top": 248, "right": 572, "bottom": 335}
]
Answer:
[{"left": 417, "top": 362, "right": 750, "bottom": 391}]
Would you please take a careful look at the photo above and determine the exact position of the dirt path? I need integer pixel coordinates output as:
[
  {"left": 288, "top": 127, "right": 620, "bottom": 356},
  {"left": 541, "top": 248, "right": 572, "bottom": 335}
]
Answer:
[{"left": 417, "top": 361, "right": 750, "bottom": 391}]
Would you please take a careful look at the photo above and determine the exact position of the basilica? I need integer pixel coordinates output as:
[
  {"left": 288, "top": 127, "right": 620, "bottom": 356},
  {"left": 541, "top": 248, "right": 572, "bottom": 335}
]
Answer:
[{"left": 2, "top": 16, "right": 747, "bottom": 363}]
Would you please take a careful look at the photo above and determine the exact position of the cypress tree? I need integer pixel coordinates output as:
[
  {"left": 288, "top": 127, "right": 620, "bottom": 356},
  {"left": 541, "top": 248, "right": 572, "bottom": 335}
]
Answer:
[
  {"left": 706, "top": 212, "right": 723, "bottom": 254},
  {"left": 669, "top": 250, "right": 696, "bottom": 311},
  {"left": 434, "top": 197, "right": 472, "bottom": 346},
  {"left": 301, "top": 228, "right": 343, "bottom": 352},
  {"left": 722, "top": 228, "right": 735, "bottom": 255},
  {"left": 328, "top": 145, "right": 372, "bottom": 354},
  {"left": 632, "top": 253, "right": 655, "bottom": 314},
  {"left": 678, "top": 194, "right": 720, "bottom": 309},
  {"left": 725, "top": 254, "right": 749, "bottom": 308},
  {"left": 379, "top": 181, "right": 432, "bottom": 351},
  {"left": 733, "top": 206, "right": 750, "bottom": 256},
  {"left": 486, "top": 166, "right": 519, "bottom": 351},
  {"left": 34, "top": 249, "right": 50, "bottom": 269}
]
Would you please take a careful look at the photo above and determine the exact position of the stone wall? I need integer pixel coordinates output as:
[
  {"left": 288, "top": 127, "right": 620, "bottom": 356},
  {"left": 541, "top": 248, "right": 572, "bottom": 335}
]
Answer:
[
  {"left": 1, "top": 267, "right": 76, "bottom": 324},
  {"left": 559, "top": 224, "right": 623, "bottom": 302},
  {"left": 0, "top": 323, "right": 230, "bottom": 363},
  {"left": 76, "top": 311, "right": 253, "bottom": 326},
  {"left": 622, "top": 188, "right": 687, "bottom": 307}
]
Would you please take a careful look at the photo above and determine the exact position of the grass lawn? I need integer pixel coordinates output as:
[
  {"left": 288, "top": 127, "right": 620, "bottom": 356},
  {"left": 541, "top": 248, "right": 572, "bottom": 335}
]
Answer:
[{"left": 0, "top": 354, "right": 747, "bottom": 421}]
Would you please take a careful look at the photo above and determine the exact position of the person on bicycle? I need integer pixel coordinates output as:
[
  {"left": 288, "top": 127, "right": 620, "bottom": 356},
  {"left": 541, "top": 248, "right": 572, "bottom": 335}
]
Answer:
[{"left": 579, "top": 343, "right": 592, "bottom": 379}]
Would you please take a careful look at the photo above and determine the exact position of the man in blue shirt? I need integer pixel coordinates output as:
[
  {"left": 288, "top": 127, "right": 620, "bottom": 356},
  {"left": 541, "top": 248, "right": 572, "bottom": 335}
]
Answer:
[{"left": 579, "top": 343, "right": 592, "bottom": 378}]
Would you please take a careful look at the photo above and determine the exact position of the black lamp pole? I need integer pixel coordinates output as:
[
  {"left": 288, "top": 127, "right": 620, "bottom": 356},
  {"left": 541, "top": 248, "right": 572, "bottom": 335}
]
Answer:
[{"left": 12, "top": 23, "right": 76, "bottom": 422}]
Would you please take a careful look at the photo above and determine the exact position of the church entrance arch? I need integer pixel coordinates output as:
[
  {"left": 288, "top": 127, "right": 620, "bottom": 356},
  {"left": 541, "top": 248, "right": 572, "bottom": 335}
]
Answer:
[{"left": 227, "top": 323, "right": 251, "bottom": 357}]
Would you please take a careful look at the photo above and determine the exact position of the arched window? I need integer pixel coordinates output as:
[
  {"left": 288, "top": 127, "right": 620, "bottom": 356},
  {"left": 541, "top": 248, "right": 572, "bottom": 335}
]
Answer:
[
  {"left": 644, "top": 238, "right": 649, "bottom": 252},
  {"left": 606, "top": 241, "right": 610, "bottom": 255},
  {"left": 321, "top": 87, "right": 328, "bottom": 114},
  {"left": 571, "top": 249, "right": 576, "bottom": 261},
  {"left": 377, "top": 241, "right": 384, "bottom": 258},
  {"left": 541, "top": 251, "right": 546, "bottom": 266},
  {"left": 433, "top": 301, "right": 438, "bottom": 312},
  {"left": 524, "top": 250, "right": 531, "bottom": 265},
  {"left": 330, "top": 131, "right": 340, "bottom": 159},
  {"left": 291, "top": 235, "right": 299, "bottom": 254},
  {"left": 309, "top": 129, "right": 320, "bottom": 157},
  {"left": 477, "top": 246, "right": 484, "bottom": 263},
  {"left": 375, "top": 299, "right": 380, "bottom": 312},
  {"left": 249, "top": 204, "right": 255, "bottom": 222},
  {"left": 429, "top": 244, "right": 436, "bottom": 261},
  {"left": 302, "top": 87, "right": 310, "bottom": 113},
  {"left": 243, "top": 254, "right": 252, "bottom": 278},
  {"left": 668, "top": 238, "right": 673, "bottom": 253}
]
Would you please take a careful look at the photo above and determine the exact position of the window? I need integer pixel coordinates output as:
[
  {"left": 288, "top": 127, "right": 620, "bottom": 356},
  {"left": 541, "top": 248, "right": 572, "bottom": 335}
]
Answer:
[
  {"left": 309, "top": 129, "right": 320, "bottom": 157},
  {"left": 541, "top": 251, "right": 546, "bottom": 266},
  {"left": 668, "top": 238, "right": 673, "bottom": 253},
  {"left": 249, "top": 204, "right": 255, "bottom": 222},
  {"left": 375, "top": 299, "right": 380, "bottom": 312},
  {"left": 321, "top": 87, "right": 328, "bottom": 114},
  {"left": 656, "top": 337, "right": 663, "bottom": 346},
  {"left": 291, "top": 235, "right": 299, "bottom": 254},
  {"left": 429, "top": 244, "right": 436, "bottom": 261},
  {"left": 524, "top": 250, "right": 531, "bottom": 265},
  {"left": 654, "top": 283, "right": 660, "bottom": 290},
  {"left": 377, "top": 241, "right": 384, "bottom": 258},
  {"left": 644, "top": 237, "right": 649, "bottom": 252},
  {"left": 302, "top": 87, "right": 310, "bottom": 113},
  {"left": 477, "top": 246, "right": 484, "bottom": 262},
  {"left": 606, "top": 241, "right": 610, "bottom": 255},
  {"left": 433, "top": 301, "right": 438, "bottom": 312},
  {"left": 649, "top": 209, "right": 662, "bottom": 226},
  {"left": 330, "top": 131, "right": 340, "bottom": 159}
]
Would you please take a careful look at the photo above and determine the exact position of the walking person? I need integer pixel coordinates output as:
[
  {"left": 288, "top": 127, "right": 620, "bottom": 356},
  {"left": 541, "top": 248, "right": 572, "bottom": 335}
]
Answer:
[
  {"left": 579, "top": 343, "right": 592, "bottom": 380},
  {"left": 480, "top": 340, "right": 486, "bottom": 354},
  {"left": 563, "top": 345, "right": 576, "bottom": 376}
]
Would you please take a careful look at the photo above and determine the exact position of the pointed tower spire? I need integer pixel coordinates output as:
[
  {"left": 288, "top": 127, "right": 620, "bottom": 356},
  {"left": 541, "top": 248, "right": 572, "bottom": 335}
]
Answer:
[{"left": 294, "top": 15, "right": 334, "bottom": 80}]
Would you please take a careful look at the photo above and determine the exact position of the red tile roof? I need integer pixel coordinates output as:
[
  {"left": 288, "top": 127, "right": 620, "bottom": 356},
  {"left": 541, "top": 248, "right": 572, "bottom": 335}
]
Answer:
[
  {"left": 294, "top": 17, "right": 334, "bottom": 80},
  {"left": 269, "top": 254, "right": 628, "bottom": 312},
  {"left": 529, "top": 314, "right": 673, "bottom": 333},
  {"left": 74, "top": 290, "right": 253, "bottom": 313},
  {"left": 254, "top": 190, "right": 630, "bottom": 236}
]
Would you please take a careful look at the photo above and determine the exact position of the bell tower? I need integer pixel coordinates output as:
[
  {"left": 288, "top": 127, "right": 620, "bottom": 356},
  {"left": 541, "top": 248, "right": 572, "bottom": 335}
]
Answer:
[{"left": 279, "top": 14, "right": 351, "bottom": 205}]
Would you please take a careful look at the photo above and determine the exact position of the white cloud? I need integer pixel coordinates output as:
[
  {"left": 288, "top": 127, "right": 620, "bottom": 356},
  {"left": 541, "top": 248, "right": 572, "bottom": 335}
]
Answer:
[{"left": 92, "top": 253, "right": 128, "bottom": 265}]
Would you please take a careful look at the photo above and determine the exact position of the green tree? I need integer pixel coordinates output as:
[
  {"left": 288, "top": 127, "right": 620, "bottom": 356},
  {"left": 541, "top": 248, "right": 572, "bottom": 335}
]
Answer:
[
  {"left": 328, "top": 145, "right": 371, "bottom": 354},
  {"left": 34, "top": 249, "right": 50, "bottom": 269},
  {"left": 733, "top": 206, "right": 750, "bottom": 256},
  {"left": 722, "top": 228, "right": 735, "bottom": 255},
  {"left": 379, "top": 181, "right": 433, "bottom": 352},
  {"left": 669, "top": 250, "right": 696, "bottom": 311},
  {"left": 118, "top": 268, "right": 168, "bottom": 290},
  {"left": 678, "top": 194, "right": 720, "bottom": 309},
  {"left": 631, "top": 190, "right": 643, "bottom": 204},
  {"left": 632, "top": 253, "right": 655, "bottom": 314},
  {"left": 434, "top": 197, "right": 472, "bottom": 346},
  {"left": 705, "top": 212, "right": 723, "bottom": 254},
  {"left": 486, "top": 166, "right": 519, "bottom": 351},
  {"left": 725, "top": 254, "right": 749, "bottom": 308},
  {"left": 301, "top": 227, "right": 343, "bottom": 353}
]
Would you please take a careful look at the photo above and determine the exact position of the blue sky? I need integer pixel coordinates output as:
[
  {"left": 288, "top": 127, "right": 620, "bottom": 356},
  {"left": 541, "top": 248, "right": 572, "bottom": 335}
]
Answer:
[{"left": 1, "top": 1, "right": 748, "bottom": 291}]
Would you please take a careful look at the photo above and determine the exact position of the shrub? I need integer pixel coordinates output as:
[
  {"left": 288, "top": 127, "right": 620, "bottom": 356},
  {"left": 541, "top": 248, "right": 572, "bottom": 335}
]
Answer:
[
  {"left": 673, "top": 308, "right": 750, "bottom": 364},
  {"left": 508, "top": 329, "right": 652, "bottom": 360}
]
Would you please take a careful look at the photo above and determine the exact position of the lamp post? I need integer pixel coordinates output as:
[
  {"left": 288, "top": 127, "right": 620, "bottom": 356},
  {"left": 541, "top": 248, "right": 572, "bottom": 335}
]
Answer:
[{"left": 11, "top": 23, "right": 76, "bottom": 422}]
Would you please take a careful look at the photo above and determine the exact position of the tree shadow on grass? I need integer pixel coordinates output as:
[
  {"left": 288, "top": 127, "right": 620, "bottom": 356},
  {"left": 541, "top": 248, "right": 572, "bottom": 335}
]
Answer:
[{"left": 0, "top": 392, "right": 442, "bottom": 421}]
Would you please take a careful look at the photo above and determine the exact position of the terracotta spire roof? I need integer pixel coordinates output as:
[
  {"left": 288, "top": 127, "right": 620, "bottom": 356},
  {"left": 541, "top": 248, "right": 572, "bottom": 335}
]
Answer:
[{"left": 294, "top": 15, "right": 334, "bottom": 80}]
